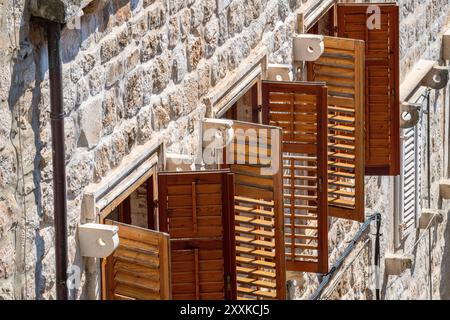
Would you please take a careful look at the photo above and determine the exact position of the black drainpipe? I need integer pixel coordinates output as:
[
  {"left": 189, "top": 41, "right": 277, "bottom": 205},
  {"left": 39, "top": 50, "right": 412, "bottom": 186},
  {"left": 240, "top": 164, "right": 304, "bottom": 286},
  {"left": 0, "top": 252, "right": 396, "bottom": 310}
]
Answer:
[
  {"left": 309, "top": 213, "right": 382, "bottom": 300},
  {"left": 47, "top": 21, "right": 68, "bottom": 300},
  {"left": 425, "top": 89, "right": 433, "bottom": 300}
]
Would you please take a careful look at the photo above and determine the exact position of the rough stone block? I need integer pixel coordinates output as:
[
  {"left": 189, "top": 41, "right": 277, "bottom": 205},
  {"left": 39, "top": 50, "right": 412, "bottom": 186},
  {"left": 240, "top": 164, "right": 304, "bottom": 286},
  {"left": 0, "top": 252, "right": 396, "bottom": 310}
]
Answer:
[
  {"left": 148, "top": 3, "right": 165, "bottom": 29},
  {"left": 66, "top": 151, "right": 94, "bottom": 198},
  {"left": 105, "top": 57, "right": 124, "bottom": 87},
  {"left": 187, "top": 36, "right": 204, "bottom": 71},
  {"left": 439, "top": 179, "right": 450, "bottom": 199},
  {"left": 114, "top": 1, "right": 131, "bottom": 26},
  {"left": 0, "top": 241, "right": 15, "bottom": 279},
  {"left": 168, "top": 15, "right": 181, "bottom": 49},
  {"left": 418, "top": 209, "right": 442, "bottom": 229},
  {"left": 141, "top": 31, "right": 158, "bottom": 62},
  {"left": 137, "top": 106, "right": 153, "bottom": 143},
  {"left": 93, "top": 141, "right": 110, "bottom": 181},
  {"left": 228, "top": 0, "right": 244, "bottom": 35},
  {"left": 125, "top": 48, "right": 140, "bottom": 72},
  {"left": 100, "top": 35, "right": 119, "bottom": 64},
  {"left": 78, "top": 97, "right": 103, "bottom": 149},
  {"left": 168, "top": 0, "right": 185, "bottom": 15},
  {"left": 116, "top": 26, "right": 130, "bottom": 50},
  {"left": 88, "top": 66, "right": 106, "bottom": 96},
  {"left": 102, "top": 87, "right": 120, "bottom": 134},
  {"left": 443, "top": 28, "right": 450, "bottom": 60},
  {"left": 172, "top": 46, "right": 187, "bottom": 84},
  {"left": 82, "top": 0, "right": 109, "bottom": 15},
  {"left": 130, "top": 13, "right": 148, "bottom": 40},
  {"left": 179, "top": 8, "right": 191, "bottom": 40},
  {"left": 30, "top": 0, "right": 83, "bottom": 23},
  {"left": 202, "top": 0, "right": 216, "bottom": 24},
  {"left": 384, "top": 253, "right": 413, "bottom": 275},
  {"left": 124, "top": 68, "right": 143, "bottom": 117},
  {"left": 152, "top": 55, "right": 171, "bottom": 93},
  {"left": 0, "top": 197, "right": 17, "bottom": 239},
  {"left": 152, "top": 103, "right": 170, "bottom": 131},
  {"left": 204, "top": 18, "right": 219, "bottom": 58}
]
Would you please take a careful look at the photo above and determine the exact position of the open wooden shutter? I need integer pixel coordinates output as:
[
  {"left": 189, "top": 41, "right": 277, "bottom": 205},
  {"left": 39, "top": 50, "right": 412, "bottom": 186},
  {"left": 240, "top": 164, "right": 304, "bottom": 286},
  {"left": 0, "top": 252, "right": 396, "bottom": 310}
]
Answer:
[
  {"left": 337, "top": 3, "right": 400, "bottom": 176},
  {"left": 103, "top": 220, "right": 171, "bottom": 300},
  {"left": 399, "top": 123, "right": 422, "bottom": 238},
  {"left": 261, "top": 81, "right": 329, "bottom": 274},
  {"left": 202, "top": 119, "right": 286, "bottom": 300},
  {"left": 158, "top": 170, "right": 236, "bottom": 300},
  {"left": 307, "top": 36, "right": 365, "bottom": 222}
]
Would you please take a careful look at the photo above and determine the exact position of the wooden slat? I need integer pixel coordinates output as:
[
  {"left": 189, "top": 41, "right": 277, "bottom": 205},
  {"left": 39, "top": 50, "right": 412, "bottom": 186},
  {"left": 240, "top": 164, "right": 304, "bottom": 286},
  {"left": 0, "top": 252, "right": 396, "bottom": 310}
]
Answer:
[{"left": 338, "top": 3, "right": 400, "bottom": 176}]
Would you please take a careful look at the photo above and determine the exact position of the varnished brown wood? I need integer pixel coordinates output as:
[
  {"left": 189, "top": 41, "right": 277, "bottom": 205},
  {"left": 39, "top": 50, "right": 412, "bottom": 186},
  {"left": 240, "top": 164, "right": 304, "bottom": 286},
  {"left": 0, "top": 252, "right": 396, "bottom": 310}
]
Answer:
[
  {"left": 103, "top": 220, "right": 171, "bottom": 300},
  {"left": 119, "top": 196, "right": 131, "bottom": 225},
  {"left": 337, "top": 3, "right": 400, "bottom": 176},
  {"left": 158, "top": 170, "right": 237, "bottom": 300},
  {"left": 203, "top": 119, "right": 286, "bottom": 299},
  {"left": 307, "top": 36, "right": 365, "bottom": 222},
  {"left": 262, "top": 81, "right": 329, "bottom": 274},
  {"left": 147, "top": 178, "right": 155, "bottom": 230}
]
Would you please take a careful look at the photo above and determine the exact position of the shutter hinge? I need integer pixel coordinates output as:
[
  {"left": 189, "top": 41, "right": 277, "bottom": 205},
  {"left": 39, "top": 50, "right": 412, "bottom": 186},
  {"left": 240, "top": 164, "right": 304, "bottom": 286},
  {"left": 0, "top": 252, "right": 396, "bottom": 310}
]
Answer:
[
  {"left": 153, "top": 199, "right": 159, "bottom": 207},
  {"left": 257, "top": 105, "right": 262, "bottom": 111},
  {"left": 226, "top": 274, "right": 232, "bottom": 292},
  {"left": 318, "top": 177, "right": 323, "bottom": 192}
]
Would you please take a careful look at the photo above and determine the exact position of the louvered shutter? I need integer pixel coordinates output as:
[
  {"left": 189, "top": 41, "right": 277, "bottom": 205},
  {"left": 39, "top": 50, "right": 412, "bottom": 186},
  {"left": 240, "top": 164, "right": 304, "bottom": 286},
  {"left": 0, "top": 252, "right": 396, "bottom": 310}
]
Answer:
[
  {"left": 261, "top": 81, "right": 329, "bottom": 274},
  {"left": 307, "top": 36, "right": 365, "bottom": 222},
  {"left": 158, "top": 170, "right": 236, "bottom": 300},
  {"left": 337, "top": 3, "right": 400, "bottom": 176},
  {"left": 103, "top": 220, "right": 171, "bottom": 300},
  {"left": 201, "top": 119, "right": 286, "bottom": 300},
  {"left": 399, "top": 123, "right": 422, "bottom": 238}
]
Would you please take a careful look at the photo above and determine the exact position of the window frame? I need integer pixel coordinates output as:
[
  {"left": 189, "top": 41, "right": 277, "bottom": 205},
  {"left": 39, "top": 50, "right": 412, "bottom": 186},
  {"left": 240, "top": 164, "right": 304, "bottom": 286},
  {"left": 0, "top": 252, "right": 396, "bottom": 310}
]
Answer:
[
  {"left": 81, "top": 139, "right": 164, "bottom": 300},
  {"left": 337, "top": 3, "right": 400, "bottom": 176},
  {"left": 206, "top": 45, "right": 267, "bottom": 121}
]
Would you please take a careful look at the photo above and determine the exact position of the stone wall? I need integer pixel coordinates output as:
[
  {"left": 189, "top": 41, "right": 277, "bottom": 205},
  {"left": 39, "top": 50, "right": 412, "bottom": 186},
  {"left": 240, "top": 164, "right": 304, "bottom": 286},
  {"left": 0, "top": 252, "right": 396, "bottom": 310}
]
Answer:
[
  {"left": 1, "top": 0, "right": 450, "bottom": 300},
  {"left": 0, "top": 0, "right": 313, "bottom": 299},
  {"left": 292, "top": 0, "right": 450, "bottom": 300}
]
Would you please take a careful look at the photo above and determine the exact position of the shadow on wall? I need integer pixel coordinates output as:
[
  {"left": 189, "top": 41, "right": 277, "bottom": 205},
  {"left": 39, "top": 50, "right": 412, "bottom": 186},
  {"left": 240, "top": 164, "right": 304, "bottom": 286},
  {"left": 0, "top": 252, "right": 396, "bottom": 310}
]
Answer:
[
  {"left": 6, "top": 1, "right": 45, "bottom": 299},
  {"left": 439, "top": 209, "right": 450, "bottom": 299},
  {"left": 5, "top": 0, "right": 117, "bottom": 298}
]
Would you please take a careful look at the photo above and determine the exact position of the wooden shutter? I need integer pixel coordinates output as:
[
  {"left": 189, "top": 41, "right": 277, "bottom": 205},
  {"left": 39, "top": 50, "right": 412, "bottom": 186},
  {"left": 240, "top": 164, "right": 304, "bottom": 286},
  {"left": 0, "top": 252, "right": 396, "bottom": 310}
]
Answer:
[
  {"left": 103, "top": 220, "right": 171, "bottom": 300},
  {"left": 262, "top": 81, "right": 329, "bottom": 274},
  {"left": 307, "top": 36, "right": 365, "bottom": 222},
  {"left": 158, "top": 170, "right": 236, "bottom": 300},
  {"left": 399, "top": 124, "right": 422, "bottom": 238},
  {"left": 337, "top": 3, "right": 400, "bottom": 176},
  {"left": 202, "top": 119, "right": 286, "bottom": 299}
]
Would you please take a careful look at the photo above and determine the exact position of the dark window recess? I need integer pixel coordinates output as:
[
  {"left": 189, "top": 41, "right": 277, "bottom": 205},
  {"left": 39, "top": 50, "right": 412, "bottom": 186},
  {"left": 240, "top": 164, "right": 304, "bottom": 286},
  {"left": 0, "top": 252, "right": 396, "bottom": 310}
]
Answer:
[
  {"left": 222, "top": 83, "right": 259, "bottom": 123},
  {"left": 307, "top": 4, "right": 336, "bottom": 36},
  {"left": 105, "top": 177, "right": 156, "bottom": 230}
]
